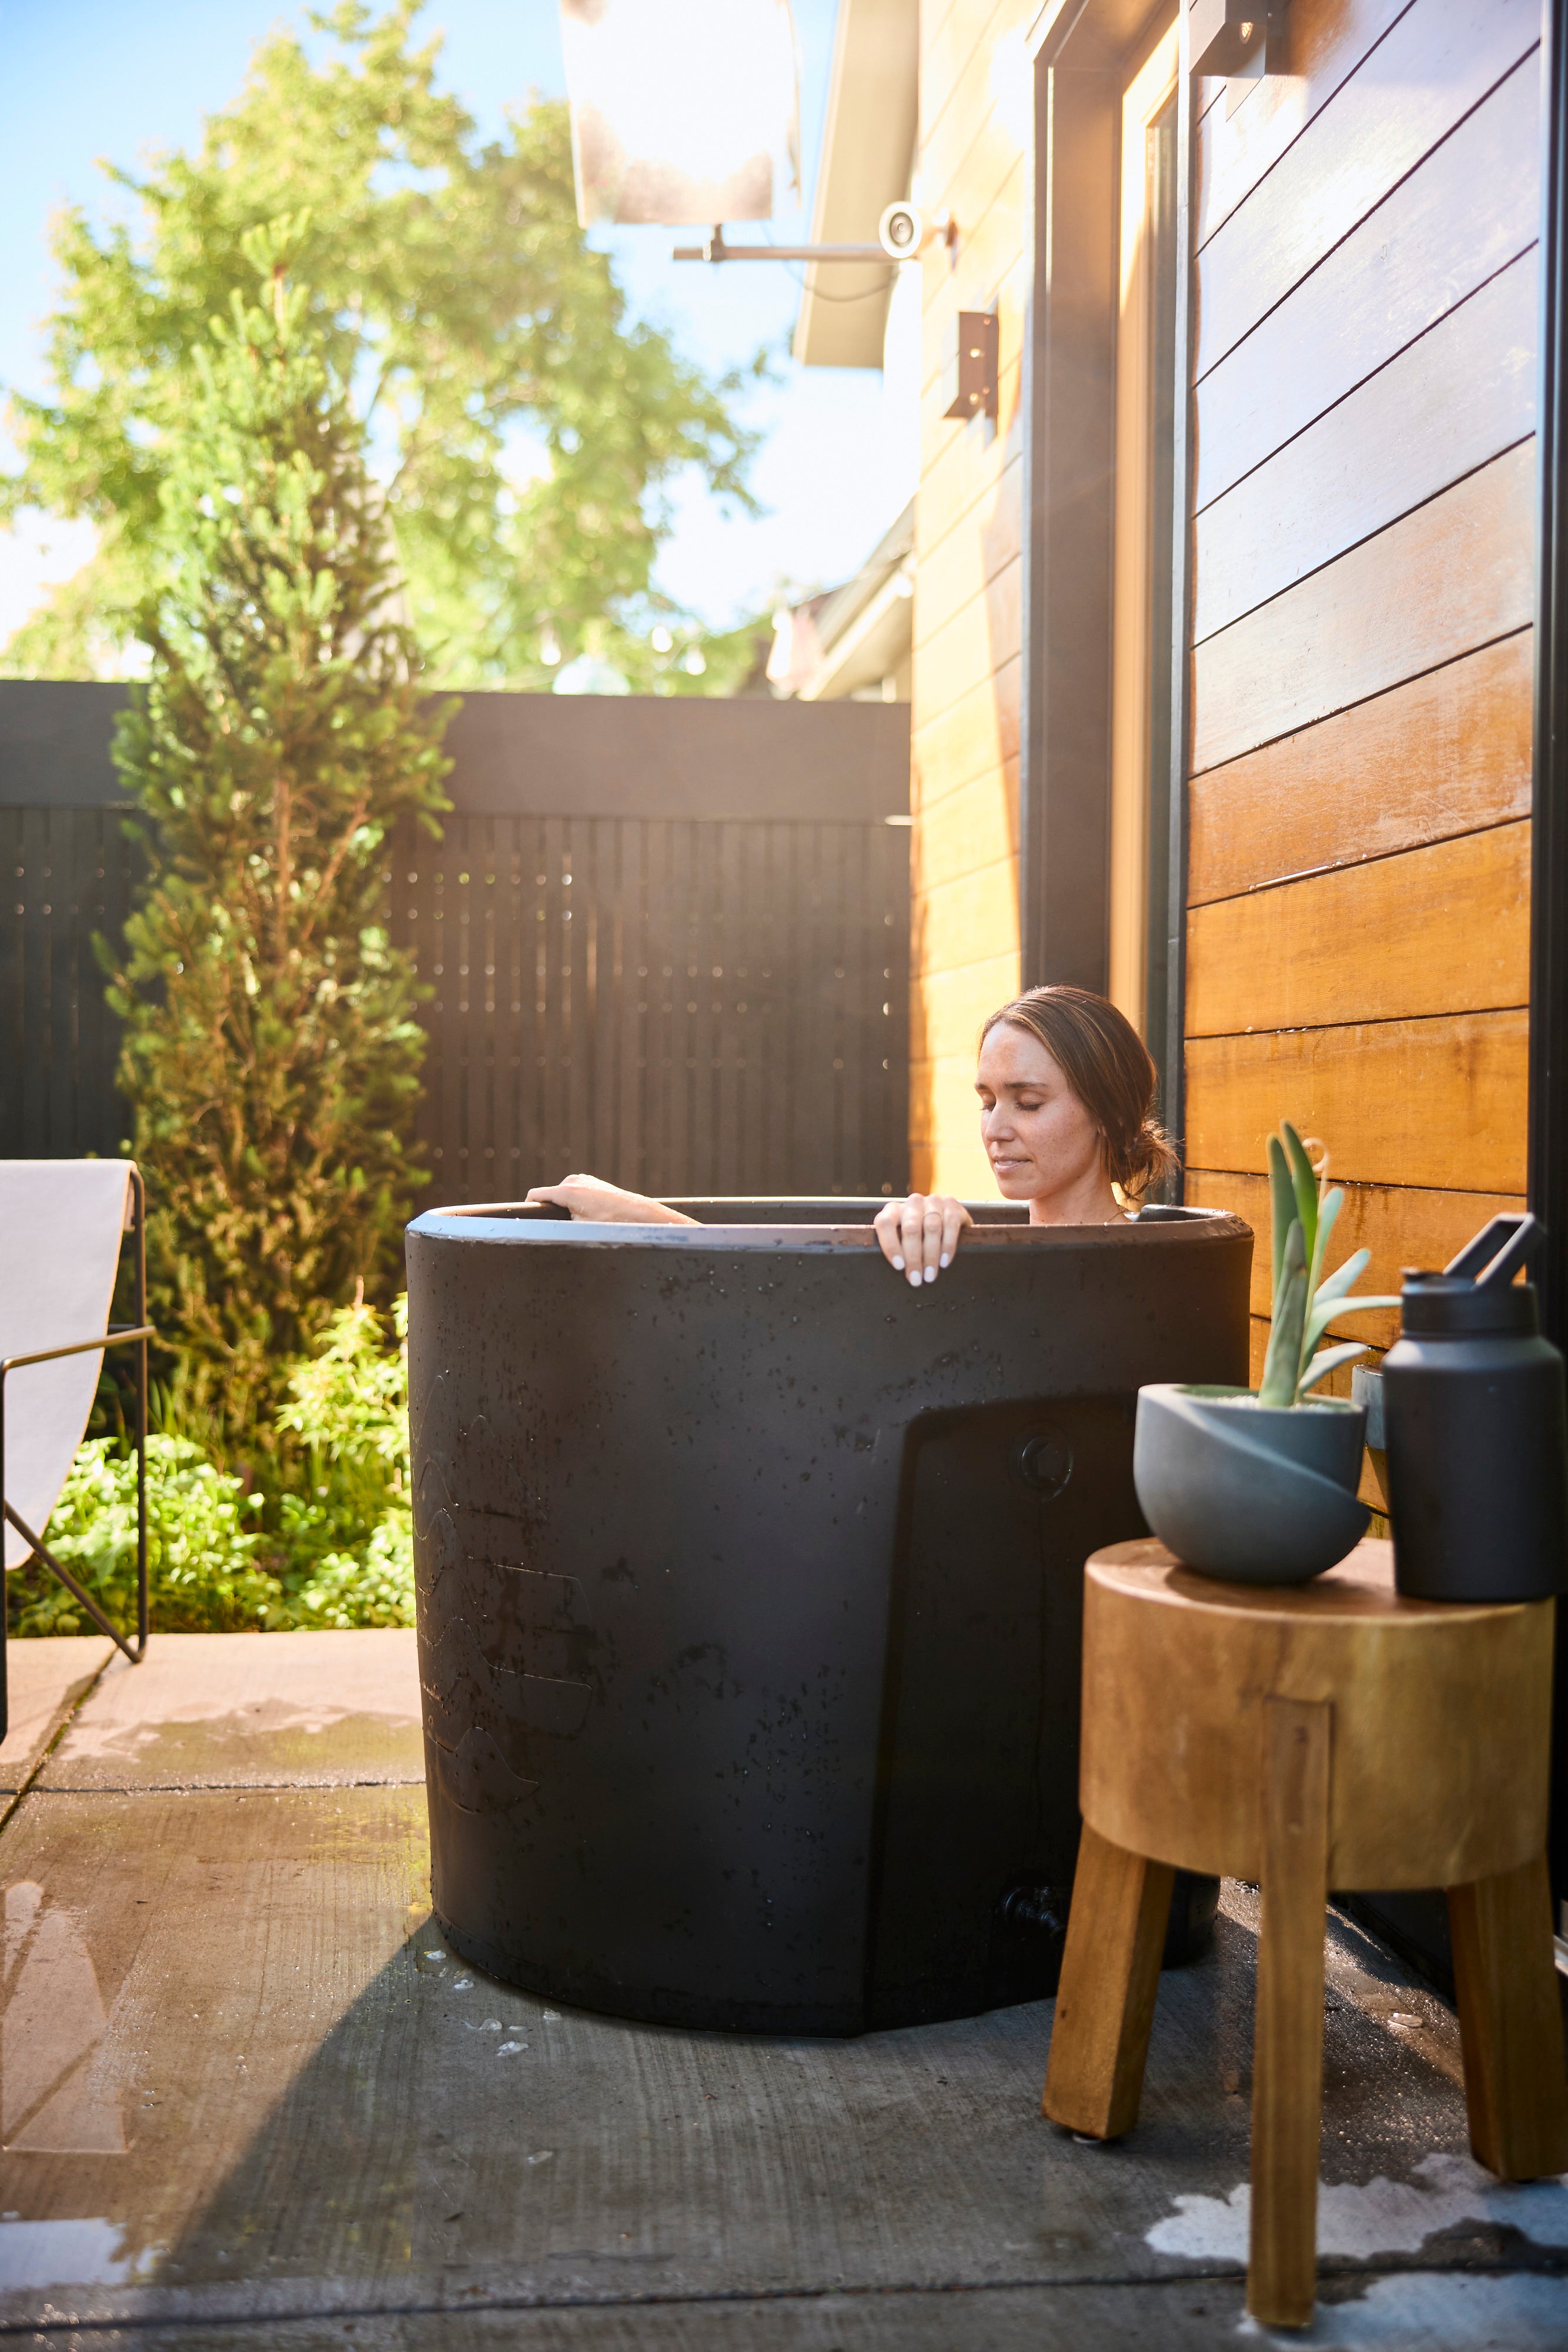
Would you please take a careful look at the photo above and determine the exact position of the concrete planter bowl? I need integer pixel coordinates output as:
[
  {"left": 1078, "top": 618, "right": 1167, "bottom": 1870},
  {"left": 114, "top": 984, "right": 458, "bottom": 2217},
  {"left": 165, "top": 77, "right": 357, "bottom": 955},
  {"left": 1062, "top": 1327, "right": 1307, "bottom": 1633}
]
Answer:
[{"left": 1134, "top": 1384, "right": 1369, "bottom": 1586}]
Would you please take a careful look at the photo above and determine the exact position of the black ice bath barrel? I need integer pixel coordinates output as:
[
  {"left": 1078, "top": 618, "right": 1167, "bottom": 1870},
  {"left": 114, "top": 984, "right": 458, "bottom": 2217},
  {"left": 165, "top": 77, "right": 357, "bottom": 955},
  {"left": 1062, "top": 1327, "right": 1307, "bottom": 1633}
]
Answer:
[{"left": 406, "top": 1197, "right": 1252, "bottom": 2034}]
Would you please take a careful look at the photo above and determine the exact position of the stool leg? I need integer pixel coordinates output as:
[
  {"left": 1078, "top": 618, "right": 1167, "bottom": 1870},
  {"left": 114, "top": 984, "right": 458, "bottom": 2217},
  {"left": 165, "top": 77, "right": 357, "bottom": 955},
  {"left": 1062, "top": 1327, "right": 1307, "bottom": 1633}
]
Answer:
[
  {"left": 1249, "top": 1695, "right": 1330, "bottom": 2331},
  {"left": 1042, "top": 1823, "right": 1174, "bottom": 2139},
  {"left": 1447, "top": 1856, "right": 1568, "bottom": 2181}
]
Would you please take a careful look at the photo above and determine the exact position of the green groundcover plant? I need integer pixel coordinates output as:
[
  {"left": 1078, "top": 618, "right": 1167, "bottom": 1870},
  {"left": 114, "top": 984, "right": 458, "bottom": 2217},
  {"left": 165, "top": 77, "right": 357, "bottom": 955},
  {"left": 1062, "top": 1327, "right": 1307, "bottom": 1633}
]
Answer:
[{"left": 10, "top": 1294, "right": 414, "bottom": 1636}]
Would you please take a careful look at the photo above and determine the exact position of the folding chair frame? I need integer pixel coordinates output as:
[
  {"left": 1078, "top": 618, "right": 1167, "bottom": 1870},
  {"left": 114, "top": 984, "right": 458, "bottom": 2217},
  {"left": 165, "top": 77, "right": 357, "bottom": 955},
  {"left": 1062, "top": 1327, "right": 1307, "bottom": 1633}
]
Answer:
[{"left": 1, "top": 1165, "right": 155, "bottom": 1740}]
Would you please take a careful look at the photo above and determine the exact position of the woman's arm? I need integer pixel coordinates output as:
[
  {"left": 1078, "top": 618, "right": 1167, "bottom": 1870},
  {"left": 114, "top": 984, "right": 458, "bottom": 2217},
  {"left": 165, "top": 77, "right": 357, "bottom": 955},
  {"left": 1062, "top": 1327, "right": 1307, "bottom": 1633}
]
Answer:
[
  {"left": 872, "top": 1194, "right": 974, "bottom": 1286},
  {"left": 526, "top": 1174, "right": 698, "bottom": 1225}
]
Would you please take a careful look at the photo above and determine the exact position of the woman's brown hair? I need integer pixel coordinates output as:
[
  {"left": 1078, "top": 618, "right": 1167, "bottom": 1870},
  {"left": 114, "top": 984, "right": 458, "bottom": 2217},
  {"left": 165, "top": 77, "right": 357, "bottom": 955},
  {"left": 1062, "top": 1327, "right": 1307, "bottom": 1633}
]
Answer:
[{"left": 979, "top": 984, "right": 1179, "bottom": 1199}]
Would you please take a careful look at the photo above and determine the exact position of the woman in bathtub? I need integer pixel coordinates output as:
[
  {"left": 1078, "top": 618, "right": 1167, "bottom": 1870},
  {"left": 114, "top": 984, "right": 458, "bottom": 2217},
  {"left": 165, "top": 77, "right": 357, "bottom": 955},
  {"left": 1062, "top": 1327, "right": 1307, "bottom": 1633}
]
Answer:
[{"left": 526, "top": 983, "right": 1178, "bottom": 1282}]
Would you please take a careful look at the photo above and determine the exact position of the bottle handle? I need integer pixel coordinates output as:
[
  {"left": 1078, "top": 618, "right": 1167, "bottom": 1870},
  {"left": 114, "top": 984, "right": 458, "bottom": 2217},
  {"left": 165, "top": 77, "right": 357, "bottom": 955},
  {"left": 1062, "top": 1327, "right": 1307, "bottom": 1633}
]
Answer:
[{"left": 1443, "top": 1212, "right": 1543, "bottom": 1289}]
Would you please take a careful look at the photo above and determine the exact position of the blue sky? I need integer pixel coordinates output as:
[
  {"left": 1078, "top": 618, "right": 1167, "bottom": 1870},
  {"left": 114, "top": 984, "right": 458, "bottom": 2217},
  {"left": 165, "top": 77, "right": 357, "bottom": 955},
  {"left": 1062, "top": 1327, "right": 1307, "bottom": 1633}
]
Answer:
[{"left": 0, "top": 0, "right": 895, "bottom": 646}]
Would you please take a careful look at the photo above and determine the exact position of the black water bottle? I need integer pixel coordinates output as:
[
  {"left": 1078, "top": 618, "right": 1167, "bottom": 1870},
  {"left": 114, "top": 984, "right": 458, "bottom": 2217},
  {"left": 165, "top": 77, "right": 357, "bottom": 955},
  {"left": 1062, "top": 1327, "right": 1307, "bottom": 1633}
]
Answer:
[{"left": 1382, "top": 1214, "right": 1568, "bottom": 1603}]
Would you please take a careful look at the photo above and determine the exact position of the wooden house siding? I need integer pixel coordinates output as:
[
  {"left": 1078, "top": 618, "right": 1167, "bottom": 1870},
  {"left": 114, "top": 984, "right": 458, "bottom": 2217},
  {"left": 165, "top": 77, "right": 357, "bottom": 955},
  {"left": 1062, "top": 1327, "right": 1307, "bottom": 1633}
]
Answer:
[
  {"left": 1182, "top": 0, "right": 1540, "bottom": 1388},
  {"left": 910, "top": 0, "right": 1032, "bottom": 1193}
]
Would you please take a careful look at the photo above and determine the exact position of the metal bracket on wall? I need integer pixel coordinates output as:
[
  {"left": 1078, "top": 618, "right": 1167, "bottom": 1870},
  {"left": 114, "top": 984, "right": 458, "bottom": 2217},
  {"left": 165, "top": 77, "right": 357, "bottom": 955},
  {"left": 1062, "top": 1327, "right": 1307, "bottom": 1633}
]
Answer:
[
  {"left": 941, "top": 310, "right": 999, "bottom": 423},
  {"left": 1188, "top": 0, "right": 1289, "bottom": 79}
]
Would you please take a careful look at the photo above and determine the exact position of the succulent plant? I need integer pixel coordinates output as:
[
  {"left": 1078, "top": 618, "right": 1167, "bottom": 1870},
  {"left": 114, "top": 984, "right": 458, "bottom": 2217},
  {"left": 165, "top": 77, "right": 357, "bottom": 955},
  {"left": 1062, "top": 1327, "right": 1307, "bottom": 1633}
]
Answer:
[{"left": 1256, "top": 1122, "right": 1400, "bottom": 1409}]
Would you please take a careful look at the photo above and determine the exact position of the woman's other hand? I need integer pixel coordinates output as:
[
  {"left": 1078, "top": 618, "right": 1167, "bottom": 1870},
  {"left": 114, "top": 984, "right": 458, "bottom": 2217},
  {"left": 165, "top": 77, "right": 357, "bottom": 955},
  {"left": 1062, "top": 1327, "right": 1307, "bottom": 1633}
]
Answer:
[
  {"left": 873, "top": 1194, "right": 973, "bottom": 1286},
  {"left": 526, "top": 1174, "right": 696, "bottom": 1225}
]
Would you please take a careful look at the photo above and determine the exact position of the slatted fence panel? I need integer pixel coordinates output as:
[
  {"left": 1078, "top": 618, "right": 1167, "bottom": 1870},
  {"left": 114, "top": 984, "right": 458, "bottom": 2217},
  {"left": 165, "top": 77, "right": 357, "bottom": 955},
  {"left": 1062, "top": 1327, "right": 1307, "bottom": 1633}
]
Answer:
[
  {"left": 1, "top": 805, "right": 140, "bottom": 1160},
  {"left": 388, "top": 813, "right": 910, "bottom": 1204},
  {"left": 3, "top": 807, "right": 910, "bottom": 1200}
]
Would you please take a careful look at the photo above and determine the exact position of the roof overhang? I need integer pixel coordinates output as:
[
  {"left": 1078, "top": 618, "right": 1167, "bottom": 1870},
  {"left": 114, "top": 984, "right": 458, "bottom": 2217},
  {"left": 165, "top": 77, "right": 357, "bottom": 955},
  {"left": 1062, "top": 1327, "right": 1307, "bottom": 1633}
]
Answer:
[
  {"left": 794, "top": 500, "right": 915, "bottom": 698},
  {"left": 793, "top": 0, "right": 919, "bottom": 368}
]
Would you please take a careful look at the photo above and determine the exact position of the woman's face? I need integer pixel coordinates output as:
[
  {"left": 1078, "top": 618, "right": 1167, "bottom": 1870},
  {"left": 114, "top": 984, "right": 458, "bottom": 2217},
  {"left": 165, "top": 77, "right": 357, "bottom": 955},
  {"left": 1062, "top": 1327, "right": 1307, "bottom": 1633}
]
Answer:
[{"left": 975, "top": 1023, "right": 1105, "bottom": 1202}]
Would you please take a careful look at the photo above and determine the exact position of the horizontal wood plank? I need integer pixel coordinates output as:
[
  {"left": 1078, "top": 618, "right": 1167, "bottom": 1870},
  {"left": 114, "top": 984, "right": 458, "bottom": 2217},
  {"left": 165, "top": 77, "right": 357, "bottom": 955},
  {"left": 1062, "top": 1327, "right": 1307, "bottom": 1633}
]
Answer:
[
  {"left": 1196, "top": 0, "right": 1411, "bottom": 250},
  {"left": 1188, "top": 1167, "right": 1526, "bottom": 1345},
  {"left": 1195, "top": 55, "right": 1539, "bottom": 512},
  {"left": 1195, "top": 255, "right": 1535, "bottom": 642},
  {"left": 1184, "top": 1010, "right": 1529, "bottom": 1192},
  {"left": 911, "top": 759, "right": 1018, "bottom": 891},
  {"left": 914, "top": 460, "right": 1024, "bottom": 651},
  {"left": 920, "top": 153, "right": 1027, "bottom": 349},
  {"left": 918, "top": 381, "right": 1024, "bottom": 566},
  {"left": 920, "top": 9, "right": 1031, "bottom": 236},
  {"left": 1185, "top": 823, "right": 1530, "bottom": 1037},
  {"left": 914, "top": 657, "right": 1021, "bottom": 811},
  {"left": 914, "top": 854, "right": 1024, "bottom": 978},
  {"left": 1187, "top": 632, "right": 1533, "bottom": 904},
  {"left": 1191, "top": 442, "right": 1534, "bottom": 774},
  {"left": 1195, "top": 0, "right": 1537, "bottom": 380},
  {"left": 910, "top": 952, "right": 1022, "bottom": 1063},
  {"left": 911, "top": 553, "right": 1022, "bottom": 735}
]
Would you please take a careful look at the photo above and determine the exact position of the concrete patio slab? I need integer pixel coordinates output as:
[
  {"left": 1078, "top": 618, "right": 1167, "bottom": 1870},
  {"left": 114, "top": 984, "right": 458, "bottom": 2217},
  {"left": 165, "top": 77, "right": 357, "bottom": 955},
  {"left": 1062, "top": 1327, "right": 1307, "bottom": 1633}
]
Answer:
[
  {"left": 39, "top": 1629, "right": 422, "bottom": 1789},
  {"left": 1, "top": 1630, "right": 1564, "bottom": 2352},
  {"left": 18, "top": 2273, "right": 1568, "bottom": 2352},
  {"left": 0, "top": 1636, "right": 112, "bottom": 1794}
]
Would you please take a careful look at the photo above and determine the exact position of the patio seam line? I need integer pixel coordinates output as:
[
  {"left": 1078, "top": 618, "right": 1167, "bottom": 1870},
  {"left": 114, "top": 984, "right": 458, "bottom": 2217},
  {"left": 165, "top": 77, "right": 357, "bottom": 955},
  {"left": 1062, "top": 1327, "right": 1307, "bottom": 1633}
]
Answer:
[
  {"left": 0, "top": 1643, "right": 118, "bottom": 1835},
  {"left": 26, "top": 1775, "right": 427, "bottom": 1793},
  {"left": 8, "top": 2255, "right": 1568, "bottom": 2340}
]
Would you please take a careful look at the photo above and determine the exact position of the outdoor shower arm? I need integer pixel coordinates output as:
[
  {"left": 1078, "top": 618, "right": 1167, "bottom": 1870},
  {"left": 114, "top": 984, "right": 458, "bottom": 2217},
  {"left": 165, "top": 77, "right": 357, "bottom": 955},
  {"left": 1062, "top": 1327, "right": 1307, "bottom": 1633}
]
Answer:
[
  {"left": 672, "top": 227, "right": 889, "bottom": 263},
  {"left": 673, "top": 211, "right": 952, "bottom": 267}
]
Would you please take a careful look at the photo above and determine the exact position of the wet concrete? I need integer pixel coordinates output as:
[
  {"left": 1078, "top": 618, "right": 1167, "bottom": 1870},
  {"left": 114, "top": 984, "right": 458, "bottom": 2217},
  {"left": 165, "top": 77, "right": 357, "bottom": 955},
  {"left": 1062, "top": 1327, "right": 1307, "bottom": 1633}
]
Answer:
[
  {"left": 0, "top": 1633, "right": 1563, "bottom": 2351},
  {"left": 39, "top": 1630, "right": 422, "bottom": 1789},
  {"left": 0, "top": 1638, "right": 112, "bottom": 1796}
]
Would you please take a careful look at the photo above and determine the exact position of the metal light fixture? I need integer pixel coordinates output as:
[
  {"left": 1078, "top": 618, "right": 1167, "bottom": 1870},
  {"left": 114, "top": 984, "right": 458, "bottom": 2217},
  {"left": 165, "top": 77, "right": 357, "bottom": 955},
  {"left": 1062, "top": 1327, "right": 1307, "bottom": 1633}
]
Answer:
[
  {"left": 941, "top": 310, "right": 998, "bottom": 423},
  {"left": 1189, "top": 0, "right": 1289, "bottom": 78}
]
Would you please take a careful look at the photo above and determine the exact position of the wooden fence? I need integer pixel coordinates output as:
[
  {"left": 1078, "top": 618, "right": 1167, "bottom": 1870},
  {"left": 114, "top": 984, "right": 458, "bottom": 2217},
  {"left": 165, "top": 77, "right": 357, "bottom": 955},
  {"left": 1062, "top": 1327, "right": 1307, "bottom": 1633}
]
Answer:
[{"left": 1, "top": 686, "right": 911, "bottom": 1202}]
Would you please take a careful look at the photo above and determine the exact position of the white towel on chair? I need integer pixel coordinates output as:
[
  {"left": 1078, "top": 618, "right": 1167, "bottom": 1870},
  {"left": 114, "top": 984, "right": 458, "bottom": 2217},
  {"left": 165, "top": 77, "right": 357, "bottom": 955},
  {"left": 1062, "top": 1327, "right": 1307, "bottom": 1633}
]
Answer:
[{"left": 1, "top": 1161, "right": 135, "bottom": 1571}]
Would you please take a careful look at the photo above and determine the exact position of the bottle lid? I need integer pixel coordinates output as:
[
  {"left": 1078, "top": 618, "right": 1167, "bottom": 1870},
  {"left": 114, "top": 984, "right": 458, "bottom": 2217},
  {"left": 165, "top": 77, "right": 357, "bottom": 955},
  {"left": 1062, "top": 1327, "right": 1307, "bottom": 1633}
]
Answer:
[
  {"left": 1400, "top": 1212, "right": 1544, "bottom": 1335},
  {"left": 1399, "top": 1269, "right": 1540, "bottom": 1335}
]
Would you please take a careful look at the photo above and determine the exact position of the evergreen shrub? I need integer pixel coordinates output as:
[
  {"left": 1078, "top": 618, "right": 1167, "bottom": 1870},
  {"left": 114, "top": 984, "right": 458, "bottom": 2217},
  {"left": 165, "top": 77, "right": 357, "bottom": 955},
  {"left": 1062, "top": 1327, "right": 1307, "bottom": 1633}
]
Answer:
[{"left": 107, "top": 218, "right": 451, "bottom": 1458}]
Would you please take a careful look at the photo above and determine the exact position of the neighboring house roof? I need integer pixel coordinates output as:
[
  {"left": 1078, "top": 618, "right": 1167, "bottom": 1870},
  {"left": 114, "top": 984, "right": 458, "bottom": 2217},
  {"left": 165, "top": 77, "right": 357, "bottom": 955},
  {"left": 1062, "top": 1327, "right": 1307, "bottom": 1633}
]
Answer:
[
  {"left": 793, "top": 0, "right": 920, "bottom": 369},
  {"left": 768, "top": 500, "right": 915, "bottom": 699}
]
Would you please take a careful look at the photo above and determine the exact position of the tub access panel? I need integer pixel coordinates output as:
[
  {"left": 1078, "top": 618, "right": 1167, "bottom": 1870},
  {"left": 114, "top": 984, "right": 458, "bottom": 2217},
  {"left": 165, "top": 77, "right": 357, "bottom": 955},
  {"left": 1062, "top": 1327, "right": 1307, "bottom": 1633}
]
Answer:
[{"left": 405, "top": 1199, "right": 1252, "bottom": 2034}]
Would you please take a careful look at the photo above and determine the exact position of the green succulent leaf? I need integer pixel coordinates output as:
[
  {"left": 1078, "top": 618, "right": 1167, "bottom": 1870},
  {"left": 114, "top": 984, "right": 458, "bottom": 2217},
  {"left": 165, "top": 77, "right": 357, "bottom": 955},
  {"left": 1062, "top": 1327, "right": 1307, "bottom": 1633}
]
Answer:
[
  {"left": 1267, "top": 1134, "right": 1295, "bottom": 1303},
  {"left": 1298, "top": 1342, "right": 1371, "bottom": 1395},
  {"left": 1281, "top": 1122, "right": 1320, "bottom": 1265},
  {"left": 1315, "top": 1247, "right": 1372, "bottom": 1307},
  {"left": 1259, "top": 1219, "right": 1308, "bottom": 1407},
  {"left": 1305, "top": 1292, "right": 1402, "bottom": 1356}
]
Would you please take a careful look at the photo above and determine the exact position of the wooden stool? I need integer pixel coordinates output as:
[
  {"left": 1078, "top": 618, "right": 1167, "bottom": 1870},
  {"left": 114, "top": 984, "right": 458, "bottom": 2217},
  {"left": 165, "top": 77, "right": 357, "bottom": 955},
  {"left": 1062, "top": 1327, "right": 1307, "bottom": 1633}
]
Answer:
[{"left": 1042, "top": 1538, "right": 1568, "bottom": 2330}]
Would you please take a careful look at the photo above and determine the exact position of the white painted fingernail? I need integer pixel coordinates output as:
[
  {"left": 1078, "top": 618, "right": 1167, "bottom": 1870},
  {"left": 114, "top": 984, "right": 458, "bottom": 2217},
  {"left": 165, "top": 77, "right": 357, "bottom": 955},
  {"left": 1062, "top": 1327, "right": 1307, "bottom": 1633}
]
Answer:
[
  {"left": 908, "top": 1270, "right": 921, "bottom": 1287},
  {"left": 923, "top": 1266, "right": 936, "bottom": 1283},
  {"left": 939, "top": 1254, "right": 950, "bottom": 1268},
  {"left": 892, "top": 1255, "right": 904, "bottom": 1271}
]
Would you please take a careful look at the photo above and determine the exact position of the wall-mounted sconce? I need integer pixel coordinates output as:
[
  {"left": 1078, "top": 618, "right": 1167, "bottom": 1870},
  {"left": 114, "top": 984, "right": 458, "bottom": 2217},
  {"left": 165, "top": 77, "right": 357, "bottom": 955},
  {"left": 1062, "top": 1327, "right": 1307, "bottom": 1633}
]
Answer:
[
  {"left": 1189, "top": 0, "right": 1289, "bottom": 78},
  {"left": 941, "top": 310, "right": 998, "bottom": 422}
]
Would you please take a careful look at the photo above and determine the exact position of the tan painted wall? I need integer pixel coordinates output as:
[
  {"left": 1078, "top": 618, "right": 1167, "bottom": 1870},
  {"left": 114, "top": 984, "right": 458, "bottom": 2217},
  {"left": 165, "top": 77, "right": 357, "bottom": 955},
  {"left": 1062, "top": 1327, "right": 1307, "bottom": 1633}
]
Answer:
[{"left": 909, "top": 0, "right": 1031, "bottom": 1194}]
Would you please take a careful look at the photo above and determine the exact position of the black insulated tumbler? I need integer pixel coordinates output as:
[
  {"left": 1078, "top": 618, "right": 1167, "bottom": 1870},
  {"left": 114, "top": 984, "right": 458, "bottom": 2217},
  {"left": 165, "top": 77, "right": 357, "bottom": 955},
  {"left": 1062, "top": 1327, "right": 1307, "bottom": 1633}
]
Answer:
[{"left": 1382, "top": 1214, "right": 1568, "bottom": 1604}]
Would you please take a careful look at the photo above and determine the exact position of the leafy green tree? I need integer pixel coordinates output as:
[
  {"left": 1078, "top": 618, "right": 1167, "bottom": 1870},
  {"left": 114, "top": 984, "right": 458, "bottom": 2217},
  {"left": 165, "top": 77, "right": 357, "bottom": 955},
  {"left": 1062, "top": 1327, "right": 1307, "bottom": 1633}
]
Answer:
[
  {"left": 2, "top": 1, "right": 762, "bottom": 687},
  {"left": 108, "top": 218, "right": 450, "bottom": 1451}
]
